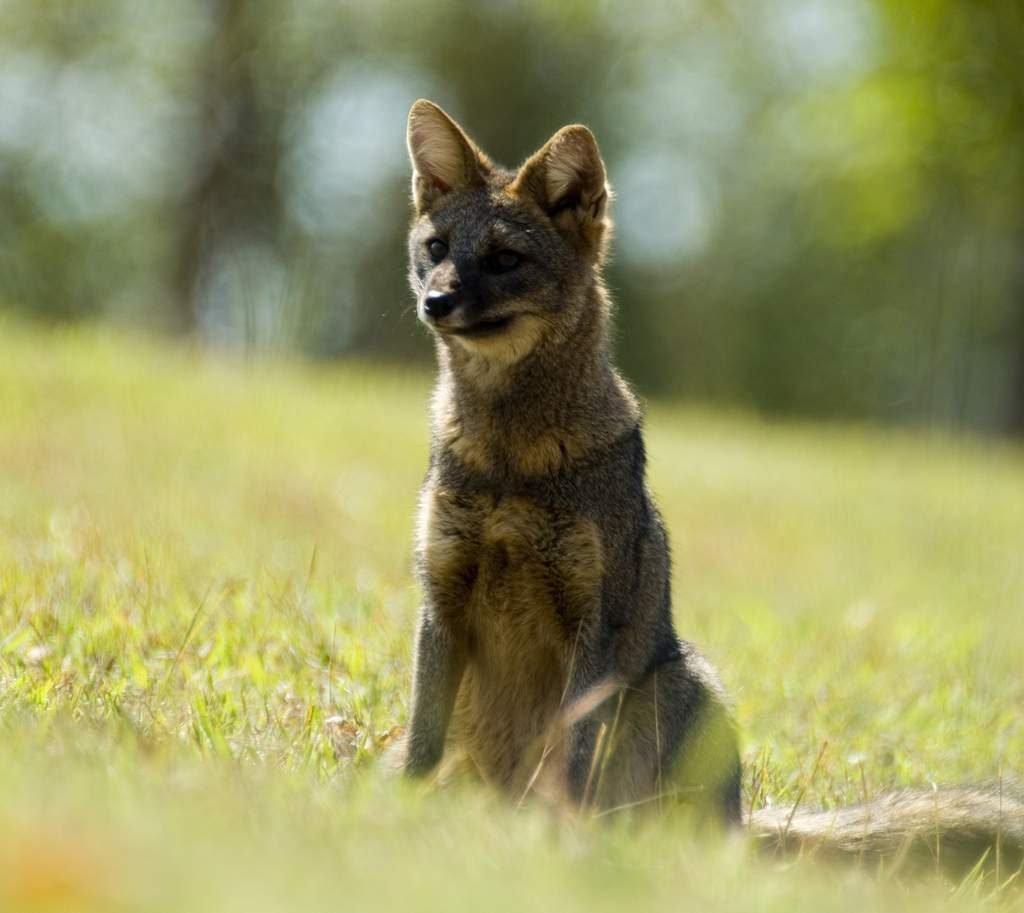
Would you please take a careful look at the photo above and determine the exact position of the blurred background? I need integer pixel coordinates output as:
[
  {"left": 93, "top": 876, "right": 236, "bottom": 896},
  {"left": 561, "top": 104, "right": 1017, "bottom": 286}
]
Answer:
[{"left": 2, "top": 0, "right": 1023, "bottom": 435}]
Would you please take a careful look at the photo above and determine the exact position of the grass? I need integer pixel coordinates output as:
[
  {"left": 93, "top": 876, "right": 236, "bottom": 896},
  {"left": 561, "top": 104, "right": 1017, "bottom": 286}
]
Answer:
[{"left": 1, "top": 317, "right": 1022, "bottom": 912}]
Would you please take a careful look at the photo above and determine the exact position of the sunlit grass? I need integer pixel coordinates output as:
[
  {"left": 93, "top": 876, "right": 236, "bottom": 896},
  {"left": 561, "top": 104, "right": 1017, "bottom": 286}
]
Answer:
[{"left": 1, "top": 318, "right": 1022, "bottom": 911}]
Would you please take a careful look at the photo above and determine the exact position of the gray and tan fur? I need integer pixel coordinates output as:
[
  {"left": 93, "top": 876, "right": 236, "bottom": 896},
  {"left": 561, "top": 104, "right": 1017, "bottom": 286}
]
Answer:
[{"left": 398, "top": 99, "right": 1023, "bottom": 872}]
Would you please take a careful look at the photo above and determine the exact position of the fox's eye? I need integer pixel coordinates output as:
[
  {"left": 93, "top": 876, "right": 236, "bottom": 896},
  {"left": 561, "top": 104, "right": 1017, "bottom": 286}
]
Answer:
[
  {"left": 484, "top": 250, "right": 521, "bottom": 273},
  {"left": 427, "top": 239, "right": 448, "bottom": 263}
]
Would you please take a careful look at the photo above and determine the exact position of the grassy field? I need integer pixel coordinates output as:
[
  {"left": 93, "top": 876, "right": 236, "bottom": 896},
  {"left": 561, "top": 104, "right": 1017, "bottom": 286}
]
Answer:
[{"left": 1, "top": 318, "right": 1022, "bottom": 912}]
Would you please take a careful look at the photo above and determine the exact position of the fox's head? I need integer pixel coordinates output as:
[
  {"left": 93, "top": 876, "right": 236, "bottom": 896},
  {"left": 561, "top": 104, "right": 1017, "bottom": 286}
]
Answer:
[{"left": 406, "top": 100, "right": 612, "bottom": 371}]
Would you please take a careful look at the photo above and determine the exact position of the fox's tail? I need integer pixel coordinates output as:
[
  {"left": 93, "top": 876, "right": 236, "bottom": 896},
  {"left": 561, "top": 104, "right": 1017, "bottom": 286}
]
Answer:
[{"left": 746, "top": 784, "right": 1024, "bottom": 880}]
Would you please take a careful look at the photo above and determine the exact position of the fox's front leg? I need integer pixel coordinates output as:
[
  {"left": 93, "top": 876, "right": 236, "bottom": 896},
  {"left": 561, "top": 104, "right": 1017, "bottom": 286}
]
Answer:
[
  {"left": 404, "top": 607, "right": 466, "bottom": 777},
  {"left": 566, "top": 716, "right": 604, "bottom": 805},
  {"left": 561, "top": 630, "right": 615, "bottom": 806}
]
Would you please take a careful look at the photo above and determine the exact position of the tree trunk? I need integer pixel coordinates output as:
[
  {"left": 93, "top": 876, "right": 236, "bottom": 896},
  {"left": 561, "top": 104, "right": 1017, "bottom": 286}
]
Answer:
[
  {"left": 171, "top": 0, "right": 281, "bottom": 335},
  {"left": 1008, "top": 272, "right": 1024, "bottom": 435}
]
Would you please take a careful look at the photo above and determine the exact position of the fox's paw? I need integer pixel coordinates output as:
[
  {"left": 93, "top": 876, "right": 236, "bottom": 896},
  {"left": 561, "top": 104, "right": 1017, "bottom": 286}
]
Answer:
[{"left": 378, "top": 731, "right": 409, "bottom": 777}]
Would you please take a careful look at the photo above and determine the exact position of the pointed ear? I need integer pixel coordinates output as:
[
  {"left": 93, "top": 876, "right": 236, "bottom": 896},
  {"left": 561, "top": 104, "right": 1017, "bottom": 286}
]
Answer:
[
  {"left": 511, "top": 125, "right": 611, "bottom": 257},
  {"left": 407, "top": 100, "right": 490, "bottom": 212}
]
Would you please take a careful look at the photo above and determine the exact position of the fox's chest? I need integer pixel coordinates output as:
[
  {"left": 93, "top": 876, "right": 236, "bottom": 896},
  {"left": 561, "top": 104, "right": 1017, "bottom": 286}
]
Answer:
[{"left": 417, "top": 486, "right": 604, "bottom": 641}]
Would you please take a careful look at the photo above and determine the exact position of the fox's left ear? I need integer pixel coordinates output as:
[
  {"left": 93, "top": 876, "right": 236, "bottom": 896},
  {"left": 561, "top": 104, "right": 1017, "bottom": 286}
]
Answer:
[{"left": 512, "top": 125, "right": 611, "bottom": 259}]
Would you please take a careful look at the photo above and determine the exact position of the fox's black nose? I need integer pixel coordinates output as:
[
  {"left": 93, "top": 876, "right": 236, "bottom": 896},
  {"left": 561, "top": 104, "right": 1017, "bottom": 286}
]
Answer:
[{"left": 423, "top": 289, "right": 459, "bottom": 320}]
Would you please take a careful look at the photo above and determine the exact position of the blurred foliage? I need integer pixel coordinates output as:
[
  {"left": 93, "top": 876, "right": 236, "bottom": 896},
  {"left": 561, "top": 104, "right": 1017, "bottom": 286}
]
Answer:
[{"left": 1, "top": 0, "right": 1022, "bottom": 432}]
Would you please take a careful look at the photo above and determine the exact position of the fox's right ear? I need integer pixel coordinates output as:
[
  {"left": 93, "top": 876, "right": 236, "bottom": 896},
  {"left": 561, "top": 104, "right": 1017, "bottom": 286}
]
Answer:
[
  {"left": 407, "top": 100, "right": 489, "bottom": 212},
  {"left": 511, "top": 125, "right": 611, "bottom": 260}
]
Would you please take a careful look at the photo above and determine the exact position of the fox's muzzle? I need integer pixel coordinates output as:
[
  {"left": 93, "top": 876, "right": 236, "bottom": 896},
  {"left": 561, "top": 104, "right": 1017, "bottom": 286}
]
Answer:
[
  {"left": 420, "top": 288, "right": 518, "bottom": 339},
  {"left": 419, "top": 284, "right": 487, "bottom": 332},
  {"left": 423, "top": 288, "right": 459, "bottom": 320}
]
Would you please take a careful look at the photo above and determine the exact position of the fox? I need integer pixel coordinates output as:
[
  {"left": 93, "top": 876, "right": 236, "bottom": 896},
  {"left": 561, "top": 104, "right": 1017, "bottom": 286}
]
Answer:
[{"left": 398, "top": 98, "right": 1023, "bottom": 877}]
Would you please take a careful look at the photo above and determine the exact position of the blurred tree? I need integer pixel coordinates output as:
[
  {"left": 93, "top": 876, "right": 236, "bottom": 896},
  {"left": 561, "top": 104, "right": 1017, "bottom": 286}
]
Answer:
[
  {"left": 174, "top": 0, "right": 324, "bottom": 349},
  {"left": 174, "top": 0, "right": 271, "bottom": 334},
  {"left": 1, "top": 0, "right": 1023, "bottom": 434},
  {"left": 871, "top": 0, "right": 1024, "bottom": 432}
]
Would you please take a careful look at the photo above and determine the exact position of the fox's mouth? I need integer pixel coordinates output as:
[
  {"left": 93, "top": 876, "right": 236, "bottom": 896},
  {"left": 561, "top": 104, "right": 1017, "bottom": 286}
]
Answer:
[{"left": 440, "top": 314, "right": 516, "bottom": 338}]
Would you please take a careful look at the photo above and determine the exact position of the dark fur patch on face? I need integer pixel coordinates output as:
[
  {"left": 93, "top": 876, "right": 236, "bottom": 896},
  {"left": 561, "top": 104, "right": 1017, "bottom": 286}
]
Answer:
[{"left": 408, "top": 179, "right": 588, "bottom": 342}]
